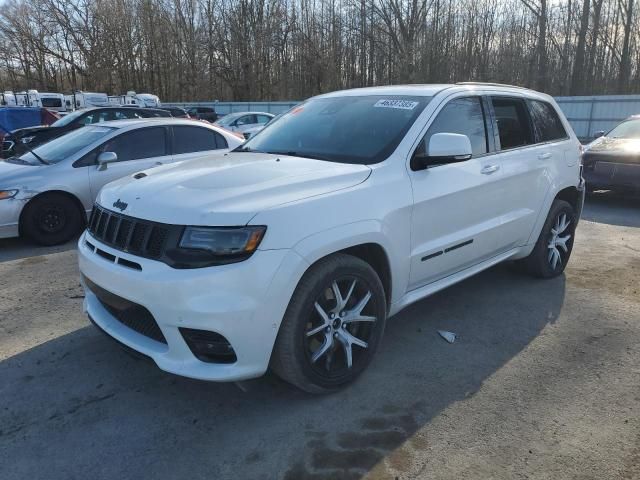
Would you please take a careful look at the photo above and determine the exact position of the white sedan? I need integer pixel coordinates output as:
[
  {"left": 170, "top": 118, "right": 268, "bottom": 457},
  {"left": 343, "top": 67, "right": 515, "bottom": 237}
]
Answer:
[
  {"left": 0, "top": 118, "right": 243, "bottom": 245},
  {"left": 213, "top": 111, "right": 274, "bottom": 134}
]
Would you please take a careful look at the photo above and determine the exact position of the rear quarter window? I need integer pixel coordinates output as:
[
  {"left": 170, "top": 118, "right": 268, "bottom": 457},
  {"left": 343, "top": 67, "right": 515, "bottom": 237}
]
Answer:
[{"left": 528, "top": 100, "right": 568, "bottom": 142}]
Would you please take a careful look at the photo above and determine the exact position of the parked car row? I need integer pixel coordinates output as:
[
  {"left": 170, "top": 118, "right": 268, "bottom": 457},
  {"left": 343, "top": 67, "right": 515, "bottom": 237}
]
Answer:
[
  {"left": 0, "top": 118, "right": 242, "bottom": 244},
  {"left": 69, "top": 83, "right": 585, "bottom": 393},
  {"left": 2, "top": 106, "right": 171, "bottom": 158}
]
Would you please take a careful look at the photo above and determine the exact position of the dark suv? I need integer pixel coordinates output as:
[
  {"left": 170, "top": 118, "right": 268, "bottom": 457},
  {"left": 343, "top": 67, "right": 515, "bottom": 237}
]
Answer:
[
  {"left": 1, "top": 106, "right": 171, "bottom": 158},
  {"left": 186, "top": 106, "right": 218, "bottom": 122}
]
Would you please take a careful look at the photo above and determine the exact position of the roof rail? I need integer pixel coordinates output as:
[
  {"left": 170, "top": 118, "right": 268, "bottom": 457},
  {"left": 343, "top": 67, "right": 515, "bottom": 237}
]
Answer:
[{"left": 455, "top": 82, "right": 531, "bottom": 91}]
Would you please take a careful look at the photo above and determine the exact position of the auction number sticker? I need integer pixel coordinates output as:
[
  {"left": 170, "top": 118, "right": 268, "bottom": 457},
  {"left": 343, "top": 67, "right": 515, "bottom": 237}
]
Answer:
[{"left": 373, "top": 99, "right": 419, "bottom": 110}]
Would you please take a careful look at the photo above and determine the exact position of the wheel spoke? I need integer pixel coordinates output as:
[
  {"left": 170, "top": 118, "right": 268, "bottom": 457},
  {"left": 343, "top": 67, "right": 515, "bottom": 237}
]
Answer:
[
  {"left": 344, "top": 279, "right": 357, "bottom": 307},
  {"left": 314, "top": 301, "right": 330, "bottom": 323},
  {"left": 340, "top": 337, "right": 353, "bottom": 368},
  {"left": 556, "top": 234, "right": 571, "bottom": 252},
  {"left": 344, "top": 314, "right": 376, "bottom": 324},
  {"left": 331, "top": 281, "right": 345, "bottom": 311},
  {"left": 306, "top": 323, "right": 327, "bottom": 337},
  {"left": 311, "top": 333, "right": 333, "bottom": 363}
]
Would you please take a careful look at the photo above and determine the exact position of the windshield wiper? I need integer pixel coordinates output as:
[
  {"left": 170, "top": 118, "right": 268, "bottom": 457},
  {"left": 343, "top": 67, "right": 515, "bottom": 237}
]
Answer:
[{"left": 265, "top": 150, "right": 331, "bottom": 161}]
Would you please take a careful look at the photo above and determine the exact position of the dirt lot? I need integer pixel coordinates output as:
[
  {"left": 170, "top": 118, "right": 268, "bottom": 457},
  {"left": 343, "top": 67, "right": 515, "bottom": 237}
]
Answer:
[{"left": 1, "top": 193, "right": 639, "bottom": 480}]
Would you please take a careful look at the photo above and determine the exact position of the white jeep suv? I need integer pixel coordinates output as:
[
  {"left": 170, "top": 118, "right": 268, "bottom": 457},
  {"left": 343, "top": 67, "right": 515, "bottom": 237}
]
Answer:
[{"left": 78, "top": 84, "right": 584, "bottom": 393}]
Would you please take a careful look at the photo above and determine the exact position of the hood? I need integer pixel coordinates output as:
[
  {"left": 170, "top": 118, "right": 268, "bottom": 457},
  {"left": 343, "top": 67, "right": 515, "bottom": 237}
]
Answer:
[
  {"left": 584, "top": 136, "right": 640, "bottom": 156},
  {"left": 9, "top": 126, "right": 50, "bottom": 138},
  {"left": 97, "top": 152, "right": 372, "bottom": 226}
]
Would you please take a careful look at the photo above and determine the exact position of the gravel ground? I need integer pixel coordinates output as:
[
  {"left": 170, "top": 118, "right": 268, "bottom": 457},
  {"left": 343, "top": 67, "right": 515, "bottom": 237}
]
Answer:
[{"left": 0, "top": 192, "right": 638, "bottom": 480}]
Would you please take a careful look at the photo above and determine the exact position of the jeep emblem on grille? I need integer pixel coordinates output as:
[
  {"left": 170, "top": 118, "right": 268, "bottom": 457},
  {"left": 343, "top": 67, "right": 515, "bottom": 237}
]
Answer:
[{"left": 113, "top": 199, "right": 128, "bottom": 212}]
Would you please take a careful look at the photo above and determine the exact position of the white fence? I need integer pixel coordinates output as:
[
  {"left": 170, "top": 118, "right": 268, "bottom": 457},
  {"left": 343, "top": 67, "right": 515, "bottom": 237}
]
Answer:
[{"left": 167, "top": 95, "right": 640, "bottom": 140}]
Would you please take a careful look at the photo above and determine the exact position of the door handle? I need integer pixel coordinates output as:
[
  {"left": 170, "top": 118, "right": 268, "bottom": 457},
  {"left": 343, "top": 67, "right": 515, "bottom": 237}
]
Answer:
[
  {"left": 155, "top": 161, "right": 163, "bottom": 166},
  {"left": 481, "top": 164, "right": 500, "bottom": 175},
  {"left": 538, "top": 152, "right": 552, "bottom": 160}
]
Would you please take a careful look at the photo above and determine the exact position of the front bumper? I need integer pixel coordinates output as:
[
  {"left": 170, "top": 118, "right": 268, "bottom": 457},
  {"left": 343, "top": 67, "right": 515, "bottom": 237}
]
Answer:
[
  {"left": 0, "top": 197, "right": 24, "bottom": 239},
  {"left": 78, "top": 231, "right": 308, "bottom": 381}
]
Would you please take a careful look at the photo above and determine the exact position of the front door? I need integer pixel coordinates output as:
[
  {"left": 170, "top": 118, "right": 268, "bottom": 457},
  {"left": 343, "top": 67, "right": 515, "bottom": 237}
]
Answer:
[{"left": 408, "top": 96, "right": 508, "bottom": 290}]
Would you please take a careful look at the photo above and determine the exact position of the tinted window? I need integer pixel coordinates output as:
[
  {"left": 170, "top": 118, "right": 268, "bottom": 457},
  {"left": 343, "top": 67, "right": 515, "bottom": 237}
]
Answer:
[
  {"left": 240, "top": 95, "right": 431, "bottom": 164},
  {"left": 80, "top": 110, "right": 120, "bottom": 124},
  {"left": 100, "top": 127, "right": 167, "bottom": 161},
  {"left": 198, "top": 107, "right": 214, "bottom": 113},
  {"left": 21, "top": 126, "right": 114, "bottom": 164},
  {"left": 417, "top": 97, "right": 488, "bottom": 158},
  {"left": 257, "top": 115, "right": 272, "bottom": 124},
  {"left": 529, "top": 100, "right": 567, "bottom": 142},
  {"left": 236, "top": 115, "right": 256, "bottom": 126},
  {"left": 41, "top": 98, "right": 62, "bottom": 108},
  {"left": 173, "top": 126, "right": 226, "bottom": 154},
  {"left": 492, "top": 97, "right": 534, "bottom": 150}
]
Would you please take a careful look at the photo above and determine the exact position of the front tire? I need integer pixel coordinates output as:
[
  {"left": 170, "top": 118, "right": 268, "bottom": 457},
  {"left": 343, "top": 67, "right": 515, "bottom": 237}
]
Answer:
[
  {"left": 518, "top": 199, "right": 576, "bottom": 278},
  {"left": 21, "top": 193, "right": 83, "bottom": 246},
  {"left": 271, "top": 253, "right": 387, "bottom": 394}
]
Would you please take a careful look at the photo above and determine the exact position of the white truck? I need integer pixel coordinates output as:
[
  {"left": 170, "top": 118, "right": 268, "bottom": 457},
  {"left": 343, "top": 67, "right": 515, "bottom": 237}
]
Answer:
[{"left": 108, "top": 91, "right": 161, "bottom": 108}]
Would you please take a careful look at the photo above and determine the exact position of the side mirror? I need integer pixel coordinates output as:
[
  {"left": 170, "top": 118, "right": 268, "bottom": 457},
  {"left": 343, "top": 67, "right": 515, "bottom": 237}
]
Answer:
[
  {"left": 413, "top": 133, "right": 472, "bottom": 170},
  {"left": 593, "top": 130, "right": 605, "bottom": 139},
  {"left": 97, "top": 151, "right": 118, "bottom": 171}
]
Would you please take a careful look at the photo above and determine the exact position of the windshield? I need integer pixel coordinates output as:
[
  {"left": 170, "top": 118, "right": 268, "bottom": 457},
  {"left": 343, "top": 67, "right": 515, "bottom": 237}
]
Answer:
[
  {"left": 237, "top": 95, "right": 431, "bottom": 164},
  {"left": 50, "top": 109, "right": 86, "bottom": 127},
  {"left": 216, "top": 113, "right": 243, "bottom": 126},
  {"left": 608, "top": 119, "right": 640, "bottom": 139},
  {"left": 20, "top": 126, "right": 114, "bottom": 164}
]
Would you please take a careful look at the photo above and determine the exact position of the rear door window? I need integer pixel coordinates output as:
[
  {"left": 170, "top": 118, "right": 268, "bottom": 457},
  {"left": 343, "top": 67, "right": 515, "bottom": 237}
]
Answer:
[
  {"left": 172, "top": 126, "right": 227, "bottom": 153},
  {"left": 528, "top": 100, "right": 568, "bottom": 142},
  {"left": 100, "top": 127, "right": 167, "bottom": 161},
  {"left": 256, "top": 115, "right": 272, "bottom": 124},
  {"left": 491, "top": 97, "right": 534, "bottom": 150}
]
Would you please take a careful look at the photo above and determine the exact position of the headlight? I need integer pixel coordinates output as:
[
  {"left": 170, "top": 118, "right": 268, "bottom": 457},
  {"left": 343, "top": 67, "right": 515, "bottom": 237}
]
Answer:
[
  {"left": 20, "top": 136, "right": 35, "bottom": 144},
  {"left": 166, "top": 226, "right": 267, "bottom": 268},
  {"left": 0, "top": 189, "right": 18, "bottom": 200}
]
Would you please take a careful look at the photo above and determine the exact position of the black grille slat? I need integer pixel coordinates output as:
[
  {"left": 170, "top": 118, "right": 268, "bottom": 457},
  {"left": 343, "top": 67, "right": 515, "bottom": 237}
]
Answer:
[
  {"left": 86, "top": 205, "right": 177, "bottom": 264},
  {"left": 129, "top": 223, "right": 148, "bottom": 253},
  {"left": 115, "top": 219, "right": 132, "bottom": 248},
  {"left": 146, "top": 226, "right": 168, "bottom": 258}
]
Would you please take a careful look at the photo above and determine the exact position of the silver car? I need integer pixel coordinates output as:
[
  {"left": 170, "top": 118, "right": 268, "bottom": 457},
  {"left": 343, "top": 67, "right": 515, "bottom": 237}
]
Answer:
[
  {"left": 214, "top": 112, "right": 274, "bottom": 134},
  {"left": 0, "top": 118, "right": 243, "bottom": 245}
]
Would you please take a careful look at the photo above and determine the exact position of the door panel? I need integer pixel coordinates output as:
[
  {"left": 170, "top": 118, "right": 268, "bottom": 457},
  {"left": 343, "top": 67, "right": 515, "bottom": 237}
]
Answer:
[
  {"left": 89, "top": 127, "right": 168, "bottom": 198},
  {"left": 171, "top": 125, "right": 229, "bottom": 163},
  {"left": 408, "top": 96, "right": 509, "bottom": 289}
]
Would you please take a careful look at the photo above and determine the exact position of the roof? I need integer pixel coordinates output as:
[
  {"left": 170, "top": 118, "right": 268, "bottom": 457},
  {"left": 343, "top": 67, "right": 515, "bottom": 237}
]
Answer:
[
  {"left": 316, "top": 83, "right": 548, "bottom": 99},
  {"left": 96, "top": 118, "right": 218, "bottom": 129}
]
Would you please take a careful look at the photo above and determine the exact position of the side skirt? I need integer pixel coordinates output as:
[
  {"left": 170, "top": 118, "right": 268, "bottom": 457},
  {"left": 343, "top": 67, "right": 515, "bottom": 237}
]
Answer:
[{"left": 389, "top": 247, "right": 521, "bottom": 317}]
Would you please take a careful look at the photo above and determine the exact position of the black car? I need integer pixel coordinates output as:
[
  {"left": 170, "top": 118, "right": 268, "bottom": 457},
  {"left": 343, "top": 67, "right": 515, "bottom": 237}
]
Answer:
[
  {"left": 186, "top": 106, "right": 218, "bottom": 122},
  {"left": 583, "top": 116, "right": 640, "bottom": 193},
  {"left": 1, "top": 106, "right": 171, "bottom": 158},
  {"left": 160, "top": 106, "right": 191, "bottom": 118}
]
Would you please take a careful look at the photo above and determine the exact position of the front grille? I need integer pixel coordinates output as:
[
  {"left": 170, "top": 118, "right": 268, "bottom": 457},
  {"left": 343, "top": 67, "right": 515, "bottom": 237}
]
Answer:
[
  {"left": 84, "top": 275, "right": 167, "bottom": 344},
  {"left": 87, "top": 204, "right": 181, "bottom": 260}
]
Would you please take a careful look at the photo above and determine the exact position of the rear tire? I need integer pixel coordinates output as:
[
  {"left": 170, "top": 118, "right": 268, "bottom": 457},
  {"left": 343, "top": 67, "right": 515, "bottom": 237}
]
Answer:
[
  {"left": 517, "top": 199, "right": 576, "bottom": 278},
  {"left": 21, "top": 193, "right": 83, "bottom": 246},
  {"left": 271, "top": 253, "right": 387, "bottom": 394}
]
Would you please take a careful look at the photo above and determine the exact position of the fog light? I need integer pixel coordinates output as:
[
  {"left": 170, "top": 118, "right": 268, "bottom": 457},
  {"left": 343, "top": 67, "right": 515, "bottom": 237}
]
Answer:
[{"left": 179, "top": 328, "right": 237, "bottom": 364}]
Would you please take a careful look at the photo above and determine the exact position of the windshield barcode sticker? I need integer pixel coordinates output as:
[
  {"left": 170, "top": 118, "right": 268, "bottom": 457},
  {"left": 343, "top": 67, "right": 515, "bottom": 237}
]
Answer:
[{"left": 373, "top": 99, "right": 419, "bottom": 110}]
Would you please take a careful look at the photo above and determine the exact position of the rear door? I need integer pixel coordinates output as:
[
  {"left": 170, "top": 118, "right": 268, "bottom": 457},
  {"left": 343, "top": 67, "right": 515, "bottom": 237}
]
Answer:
[
  {"left": 88, "top": 126, "right": 170, "bottom": 198},
  {"left": 489, "top": 96, "right": 566, "bottom": 246},
  {"left": 170, "top": 125, "right": 230, "bottom": 163}
]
